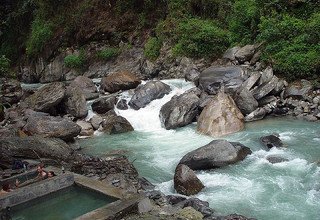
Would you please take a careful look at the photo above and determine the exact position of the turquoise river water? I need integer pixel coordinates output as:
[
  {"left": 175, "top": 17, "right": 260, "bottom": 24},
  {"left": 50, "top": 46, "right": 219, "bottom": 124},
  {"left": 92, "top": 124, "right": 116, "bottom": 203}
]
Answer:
[{"left": 79, "top": 79, "right": 320, "bottom": 220}]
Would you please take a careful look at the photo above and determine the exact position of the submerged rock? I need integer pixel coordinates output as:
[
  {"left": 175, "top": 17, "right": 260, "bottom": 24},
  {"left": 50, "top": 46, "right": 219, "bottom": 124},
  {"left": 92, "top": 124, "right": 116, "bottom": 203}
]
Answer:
[
  {"left": 100, "top": 71, "right": 141, "bottom": 93},
  {"left": 266, "top": 156, "right": 289, "bottom": 164},
  {"left": 260, "top": 135, "right": 283, "bottom": 149},
  {"left": 129, "top": 80, "right": 171, "bottom": 110},
  {"left": 174, "top": 164, "right": 204, "bottom": 196},
  {"left": 160, "top": 89, "right": 200, "bottom": 129},
  {"left": 197, "top": 91, "right": 244, "bottom": 137},
  {"left": 179, "top": 139, "right": 252, "bottom": 170}
]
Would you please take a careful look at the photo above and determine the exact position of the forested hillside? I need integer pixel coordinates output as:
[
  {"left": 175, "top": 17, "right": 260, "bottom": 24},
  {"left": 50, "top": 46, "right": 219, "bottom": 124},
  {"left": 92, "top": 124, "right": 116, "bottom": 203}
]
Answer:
[{"left": 1, "top": 0, "right": 319, "bottom": 80}]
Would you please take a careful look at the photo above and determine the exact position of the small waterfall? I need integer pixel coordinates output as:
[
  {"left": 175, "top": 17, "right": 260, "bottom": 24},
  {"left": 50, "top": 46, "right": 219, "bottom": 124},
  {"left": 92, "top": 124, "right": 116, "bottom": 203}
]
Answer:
[{"left": 115, "top": 79, "right": 195, "bottom": 132}]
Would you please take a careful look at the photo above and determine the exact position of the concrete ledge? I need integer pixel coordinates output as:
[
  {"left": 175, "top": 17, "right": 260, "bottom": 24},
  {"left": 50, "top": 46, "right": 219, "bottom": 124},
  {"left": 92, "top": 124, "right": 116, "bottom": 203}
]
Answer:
[{"left": 0, "top": 173, "right": 74, "bottom": 209}]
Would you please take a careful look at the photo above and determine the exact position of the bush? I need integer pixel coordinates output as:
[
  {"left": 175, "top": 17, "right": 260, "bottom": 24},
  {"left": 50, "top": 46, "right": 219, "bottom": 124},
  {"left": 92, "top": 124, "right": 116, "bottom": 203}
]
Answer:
[
  {"left": 96, "top": 48, "right": 119, "bottom": 60},
  {"left": 64, "top": 53, "right": 85, "bottom": 69},
  {"left": 26, "top": 18, "right": 53, "bottom": 57},
  {"left": 0, "top": 55, "right": 10, "bottom": 77},
  {"left": 172, "top": 18, "right": 230, "bottom": 58},
  {"left": 144, "top": 37, "right": 162, "bottom": 61}
]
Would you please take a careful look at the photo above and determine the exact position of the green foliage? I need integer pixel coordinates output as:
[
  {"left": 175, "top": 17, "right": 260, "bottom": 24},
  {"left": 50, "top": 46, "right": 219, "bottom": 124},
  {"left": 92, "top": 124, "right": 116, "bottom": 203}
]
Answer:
[
  {"left": 172, "top": 18, "right": 229, "bottom": 58},
  {"left": 26, "top": 18, "right": 53, "bottom": 57},
  {"left": 0, "top": 55, "right": 11, "bottom": 77},
  {"left": 144, "top": 37, "right": 162, "bottom": 61},
  {"left": 64, "top": 53, "right": 86, "bottom": 69},
  {"left": 96, "top": 48, "right": 120, "bottom": 60}
]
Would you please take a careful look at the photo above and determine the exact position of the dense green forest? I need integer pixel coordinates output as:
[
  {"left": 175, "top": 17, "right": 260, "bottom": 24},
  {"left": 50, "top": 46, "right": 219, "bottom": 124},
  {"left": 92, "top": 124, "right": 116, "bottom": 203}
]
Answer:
[{"left": 0, "top": 0, "right": 319, "bottom": 79}]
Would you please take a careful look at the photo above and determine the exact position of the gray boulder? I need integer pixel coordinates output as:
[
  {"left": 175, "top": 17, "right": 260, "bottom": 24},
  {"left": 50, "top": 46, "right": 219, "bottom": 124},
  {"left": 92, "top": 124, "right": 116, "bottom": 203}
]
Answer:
[
  {"left": 199, "top": 66, "right": 246, "bottom": 94},
  {"left": 285, "top": 80, "right": 313, "bottom": 99},
  {"left": 235, "top": 44, "right": 256, "bottom": 63},
  {"left": 252, "top": 76, "right": 279, "bottom": 100},
  {"left": 76, "top": 120, "right": 94, "bottom": 136},
  {"left": 258, "top": 67, "right": 274, "bottom": 85},
  {"left": 242, "top": 71, "right": 261, "bottom": 91},
  {"left": 223, "top": 46, "right": 241, "bottom": 61},
  {"left": 234, "top": 87, "right": 258, "bottom": 115},
  {"left": 90, "top": 115, "right": 103, "bottom": 130},
  {"left": 160, "top": 89, "right": 200, "bottom": 129},
  {"left": 197, "top": 91, "right": 244, "bottom": 137},
  {"left": 91, "top": 96, "right": 118, "bottom": 114},
  {"left": 244, "top": 107, "right": 268, "bottom": 122},
  {"left": 185, "top": 66, "right": 200, "bottom": 85},
  {"left": 100, "top": 71, "right": 141, "bottom": 93},
  {"left": 0, "top": 79, "right": 23, "bottom": 105},
  {"left": 116, "top": 99, "right": 128, "bottom": 110},
  {"left": 260, "top": 135, "right": 283, "bottom": 149},
  {"left": 179, "top": 139, "right": 252, "bottom": 170},
  {"left": 71, "top": 76, "right": 97, "bottom": 93},
  {"left": 174, "top": 164, "right": 204, "bottom": 196},
  {"left": 23, "top": 82, "right": 65, "bottom": 112},
  {"left": 63, "top": 85, "right": 88, "bottom": 118},
  {"left": 266, "top": 156, "right": 289, "bottom": 164},
  {"left": 100, "top": 113, "right": 134, "bottom": 134},
  {"left": 23, "top": 115, "right": 81, "bottom": 141},
  {"left": 129, "top": 81, "right": 171, "bottom": 110}
]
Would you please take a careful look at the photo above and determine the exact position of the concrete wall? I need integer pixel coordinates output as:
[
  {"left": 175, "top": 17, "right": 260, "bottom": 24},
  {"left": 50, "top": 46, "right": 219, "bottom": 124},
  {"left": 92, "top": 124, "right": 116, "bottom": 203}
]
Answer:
[{"left": 0, "top": 173, "right": 74, "bottom": 210}]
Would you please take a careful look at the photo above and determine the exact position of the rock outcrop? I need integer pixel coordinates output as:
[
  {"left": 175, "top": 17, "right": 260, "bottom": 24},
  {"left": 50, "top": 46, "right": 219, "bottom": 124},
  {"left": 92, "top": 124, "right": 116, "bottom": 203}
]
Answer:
[
  {"left": 174, "top": 164, "right": 204, "bottom": 196},
  {"left": 129, "top": 81, "right": 171, "bottom": 110},
  {"left": 197, "top": 91, "right": 244, "bottom": 137},
  {"left": 179, "top": 139, "right": 252, "bottom": 170}
]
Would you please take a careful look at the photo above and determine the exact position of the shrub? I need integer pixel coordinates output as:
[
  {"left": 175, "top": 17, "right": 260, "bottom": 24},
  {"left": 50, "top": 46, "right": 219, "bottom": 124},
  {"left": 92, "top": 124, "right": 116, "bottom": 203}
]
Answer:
[
  {"left": 26, "top": 18, "right": 53, "bottom": 57},
  {"left": 144, "top": 37, "right": 162, "bottom": 61},
  {"left": 0, "top": 55, "right": 10, "bottom": 77},
  {"left": 96, "top": 48, "right": 119, "bottom": 60},
  {"left": 64, "top": 53, "right": 85, "bottom": 69},
  {"left": 172, "top": 18, "right": 230, "bottom": 58}
]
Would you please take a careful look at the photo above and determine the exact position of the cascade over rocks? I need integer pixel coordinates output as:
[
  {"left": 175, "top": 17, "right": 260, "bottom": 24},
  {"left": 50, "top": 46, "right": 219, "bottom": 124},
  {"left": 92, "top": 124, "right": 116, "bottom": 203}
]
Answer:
[
  {"left": 199, "top": 66, "right": 247, "bottom": 94},
  {"left": 179, "top": 139, "right": 252, "bottom": 170},
  {"left": 197, "top": 91, "right": 244, "bottom": 137},
  {"left": 23, "top": 82, "right": 65, "bottom": 112},
  {"left": 91, "top": 96, "right": 118, "bottom": 114},
  {"left": 260, "top": 134, "right": 283, "bottom": 149},
  {"left": 129, "top": 80, "right": 171, "bottom": 110},
  {"left": 100, "top": 112, "right": 134, "bottom": 134},
  {"left": 0, "top": 79, "right": 23, "bottom": 105},
  {"left": 23, "top": 115, "right": 81, "bottom": 141},
  {"left": 100, "top": 71, "right": 141, "bottom": 93},
  {"left": 159, "top": 88, "right": 200, "bottom": 129},
  {"left": 62, "top": 85, "right": 88, "bottom": 118},
  {"left": 174, "top": 164, "right": 204, "bottom": 196}
]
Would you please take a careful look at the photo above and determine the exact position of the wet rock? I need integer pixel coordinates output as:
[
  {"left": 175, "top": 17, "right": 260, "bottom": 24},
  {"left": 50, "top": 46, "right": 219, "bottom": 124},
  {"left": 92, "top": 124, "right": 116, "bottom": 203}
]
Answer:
[
  {"left": 103, "top": 173, "right": 137, "bottom": 194},
  {"left": 129, "top": 81, "right": 171, "bottom": 110},
  {"left": 0, "top": 79, "right": 23, "bottom": 105},
  {"left": 197, "top": 91, "right": 244, "bottom": 137},
  {"left": 166, "top": 195, "right": 187, "bottom": 205},
  {"left": 266, "top": 156, "right": 289, "bottom": 164},
  {"left": 179, "top": 198, "right": 214, "bottom": 218},
  {"left": 260, "top": 135, "right": 283, "bottom": 149},
  {"left": 179, "top": 139, "right": 252, "bottom": 170},
  {"left": 305, "top": 114, "right": 317, "bottom": 122},
  {"left": 23, "top": 82, "right": 65, "bottom": 112},
  {"left": 76, "top": 120, "right": 94, "bottom": 136},
  {"left": 234, "top": 87, "right": 258, "bottom": 115},
  {"left": 100, "top": 71, "right": 141, "bottom": 93},
  {"left": 244, "top": 107, "right": 267, "bottom": 122},
  {"left": 100, "top": 112, "right": 134, "bottom": 134},
  {"left": 84, "top": 92, "right": 99, "bottom": 101},
  {"left": 218, "top": 214, "right": 257, "bottom": 220},
  {"left": 62, "top": 85, "right": 88, "bottom": 118},
  {"left": 90, "top": 115, "right": 103, "bottom": 130},
  {"left": 23, "top": 115, "right": 81, "bottom": 141},
  {"left": 235, "top": 45, "right": 256, "bottom": 63},
  {"left": 174, "top": 164, "right": 204, "bottom": 196},
  {"left": 199, "top": 66, "right": 246, "bottom": 94},
  {"left": 160, "top": 89, "right": 200, "bottom": 129},
  {"left": 175, "top": 207, "right": 203, "bottom": 220},
  {"left": 139, "top": 177, "right": 155, "bottom": 191},
  {"left": 116, "top": 99, "right": 128, "bottom": 110},
  {"left": 91, "top": 96, "right": 118, "bottom": 114}
]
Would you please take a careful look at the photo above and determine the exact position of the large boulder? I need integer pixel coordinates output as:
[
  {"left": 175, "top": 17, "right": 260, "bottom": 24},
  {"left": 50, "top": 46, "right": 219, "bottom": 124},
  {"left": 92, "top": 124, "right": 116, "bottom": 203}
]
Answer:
[
  {"left": 179, "top": 139, "right": 252, "bottom": 170},
  {"left": 62, "top": 85, "right": 88, "bottom": 118},
  {"left": 234, "top": 44, "right": 256, "bottom": 63},
  {"left": 23, "top": 115, "right": 81, "bottom": 141},
  {"left": 260, "top": 134, "right": 283, "bottom": 149},
  {"left": 197, "top": 91, "right": 244, "bottom": 137},
  {"left": 100, "top": 112, "right": 134, "bottom": 134},
  {"left": 160, "top": 89, "right": 200, "bottom": 129},
  {"left": 91, "top": 96, "right": 118, "bottom": 114},
  {"left": 129, "top": 81, "right": 171, "bottom": 110},
  {"left": 71, "top": 76, "right": 97, "bottom": 93},
  {"left": 242, "top": 71, "right": 261, "bottom": 91},
  {"left": 0, "top": 136, "right": 72, "bottom": 166},
  {"left": 76, "top": 120, "right": 94, "bottom": 136},
  {"left": 100, "top": 71, "right": 141, "bottom": 93},
  {"left": 199, "top": 66, "right": 246, "bottom": 94},
  {"left": 174, "top": 164, "right": 204, "bottom": 196},
  {"left": 252, "top": 76, "right": 279, "bottom": 100},
  {"left": 234, "top": 87, "right": 258, "bottom": 115},
  {"left": 223, "top": 46, "right": 241, "bottom": 61},
  {"left": 0, "top": 79, "right": 23, "bottom": 105},
  {"left": 23, "top": 82, "right": 65, "bottom": 112},
  {"left": 244, "top": 107, "right": 268, "bottom": 122}
]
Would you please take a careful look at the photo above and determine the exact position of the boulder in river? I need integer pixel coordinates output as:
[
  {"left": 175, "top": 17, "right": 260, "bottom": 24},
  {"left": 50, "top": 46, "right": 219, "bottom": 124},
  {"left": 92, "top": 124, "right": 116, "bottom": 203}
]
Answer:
[
  {"left": 71, "top": 76, "right": 97, "bottom": 93},
  {"left": 23, "top": 82, "right": 65, "bottom": 112},
  {"left": 62, "top": 85, "right": 88, "bottom": 118},
  {"left": 197, "top": 91, "right": 244, "bottom": 137},
  {"left": 76, "top": 120, "right": 94, "bottom": 136},
  {"left": 23, "top": 115, "right": 81, "bottom": 141},
  {"left": 91, "top": 96, "right": 118, "bottom": 114},
  {"left": 174, "top": 164, "right": 204, "bottom": 196},
  {"left": 160, "top": 89, "right": 200, "bottom": 129},
  {"left": 116, "top": 99, "right": 128, "bottom": 110},
  {"left": 129, "top": 80, "right": 171, "bottom": 110},
  {"left": 260, "top": 134, "right": 283, "bottom": 149},
  {"left": 100, "top": 71, "right": 141, "bottom": 93},
  {"left": 100, "top": 112, "right": 134, "bottom": 134},
  {"left": 179, "top": 139, "right": 252, "bottom": 170}
]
